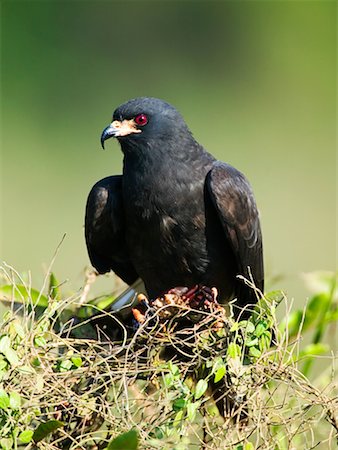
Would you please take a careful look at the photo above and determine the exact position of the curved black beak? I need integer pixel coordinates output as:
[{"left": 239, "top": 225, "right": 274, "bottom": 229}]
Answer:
[{"left": 100, "top": 124, "right": 118, "bottom": 149}]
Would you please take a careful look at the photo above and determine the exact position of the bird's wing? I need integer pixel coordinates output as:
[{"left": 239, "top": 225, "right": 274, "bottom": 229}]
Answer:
[
  {"left": 206, "top": 162, "right": 264, "bottom": 310},
  {"left": 85, "top": 175, "right": 139, "bottom": 285}
]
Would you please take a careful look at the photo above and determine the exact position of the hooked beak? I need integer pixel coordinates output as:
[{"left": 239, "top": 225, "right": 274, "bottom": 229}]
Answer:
[
  {"left": 100, "top": 124, "right": 118, "bottom": 149},
  {"left": 100, "top": 119, "right": 142, "bottom": 149}
]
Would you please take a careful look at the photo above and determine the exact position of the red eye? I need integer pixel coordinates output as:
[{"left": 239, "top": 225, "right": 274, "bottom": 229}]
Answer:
[{"left": 134, "top": 114, "right": 148, "bottom": 126}]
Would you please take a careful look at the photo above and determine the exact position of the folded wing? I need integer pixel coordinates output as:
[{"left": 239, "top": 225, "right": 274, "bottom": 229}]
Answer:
[
  {"left": 206, "top": 162, "right": 264, "bottom": 312},
  {"left": 85, "top": 175, "right": 139, "bottom": 285}
]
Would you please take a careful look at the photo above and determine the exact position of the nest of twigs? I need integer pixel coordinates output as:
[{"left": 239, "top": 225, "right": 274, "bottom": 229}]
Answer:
[{"left": 0, "top": 272, "right": 337, "bottom": 449}]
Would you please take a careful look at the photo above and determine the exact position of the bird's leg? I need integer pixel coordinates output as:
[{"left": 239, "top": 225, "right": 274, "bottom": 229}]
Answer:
[{"left": 131, "top": 293, "right": 150, "bottom": 326}]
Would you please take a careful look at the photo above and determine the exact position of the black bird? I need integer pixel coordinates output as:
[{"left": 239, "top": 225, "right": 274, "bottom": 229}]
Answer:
[{"left": 85, "top": 97, "right": 263, "bottom": 319}]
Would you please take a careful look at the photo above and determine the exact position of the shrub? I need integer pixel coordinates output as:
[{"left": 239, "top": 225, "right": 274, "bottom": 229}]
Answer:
[{"left": 0, "top": 264, "right": 337, "bottom": 449}]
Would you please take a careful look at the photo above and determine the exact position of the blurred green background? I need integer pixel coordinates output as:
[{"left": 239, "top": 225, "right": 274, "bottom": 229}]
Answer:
[{"left": 1, "top": 1, "right": 336, "bottom": 303}]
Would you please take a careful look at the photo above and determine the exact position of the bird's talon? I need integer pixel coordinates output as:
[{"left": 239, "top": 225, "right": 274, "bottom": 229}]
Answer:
[
  {"left": 137, "top": 293, "right": 148, "bottom": 304},
  {"left": 132, "top": 307, "right": 146, "bottom": 324}
]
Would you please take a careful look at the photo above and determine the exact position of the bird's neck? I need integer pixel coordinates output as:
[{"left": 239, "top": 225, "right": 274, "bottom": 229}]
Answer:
[{"left": 121, "top": 136, "right": 211, "bottom": 176}]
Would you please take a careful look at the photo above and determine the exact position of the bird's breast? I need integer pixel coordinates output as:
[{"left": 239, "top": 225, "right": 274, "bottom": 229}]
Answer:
[
  {"left": 122, "top": 172, "right": 208, "bottom": 273},
  {"left": 120, "top": 160, "right": 235, "bottom": 299}
]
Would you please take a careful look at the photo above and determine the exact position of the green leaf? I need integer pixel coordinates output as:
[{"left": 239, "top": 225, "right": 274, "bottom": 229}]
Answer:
[
  {"left": 34, "top": 335, "right": 47, "bottom": 348},
  {"left": 251, "top": 290, "right": 281, "bottom": 320},
  {"left": 244, "top": 443, "right": 255, "bottom": 450},
  {"left": 245, "top": 337, "right": 259, "bottom": 347},
  {"left": 249, "top": 346, "right": 261, "bottom": 358},
  {"left": 0, "top": 438, "right": 13, "bottom": 450},
  {"left": 238, "top": 444, "right": 255, "bottom": 450},
  {"left": 227, "top": 342, "right": 241, "bottom": 359},
  {"left": 173, "top": 397, "right": 187, "bottom": 411},
  {"left": 71, "top": 356, "right": 83, "bottom": 368},
  {"left": 173, "top": 409, "right": 184, "bottom": 425},
  {"left": 11, "top": 320, "right": 25, "bottom": 339},
  {"left": 0, "top": 336, "right": 19, "bottom": 366},
  {"left": 0, "top": 285, "right": 49, "bottom": 308},
  {"left": 302, "top": 294, "right": 329, "bottom": 332},
  {"left": 153, "top": 427, "right": 164, "bottom": 440},
  {"left": 9, "top": 391, "right": 21, "bottom": 409},
  {"left": 187, "top": 401, "right": 199, "bottom": 421},
  {"left": 263, "top": 290, "right": 284, "bottom": 306},
  {"left": 299, "top": 343, "right": 329, "bottom": 359},
  {"left": 0, "top": 389, "right": 10, "bottom": 409},
  {"left": 259, "top": 331, "right": 272, "bottom": 352},
  {"left": 32, "top": 357, "right": 41, "bottom": 367},
  {"left": 180, "top": 383, "right": 191, "bottom": 395},
  {"left": 32, "top": 420, "right": 64, "bottom": 443},
  {"left": 48, "top": 273, "right": 60, "bottom": 300},
  {"left": 308, "top": 293, "right": 329, "bottom": 314},
  {"left": 163, "top": 373, "right": 174, "bottom": 388},
  {"left": 96, "top": 295, "right": 118, "bottom": 311},
  {"left": 194, "top": 379, "right": 208, "bottom": 400},
  {"left": 168, "top": 361, "right": 180, "bottom": 377},
  {"left": 214, "top": 365, "right": 226, "bottom": 383},
  {"left": 0, "top": 335, "right": 11, "bottom": 353},
  {"left": 107, "top": 429, "right": 138, "bottom": 450},
  {"left": 230, "top": 322, "right": 239, "bottom": 332},
  {"left": 77, "top": 295, "right": 117, "bottom": 319},
  {"left": 0, "top": 359, "right": 7, "bottom": 371},
  {"left": 254, "top": 321, "right": 267, "bottom": 337},
  {"left": 3, "top": 348, "right": 19, "bottom": 366},
  {"left": 244, "top": 321, "right": 255, "bottom": 333},
  {"left": 57, "top": 359, "right": 73, "bottom": 372},
  {"left": 18, "top": 430, "right": 34, "bottom": 444},
  {"left": 205, "top": 359, "right": 213, "bottom": 368}
]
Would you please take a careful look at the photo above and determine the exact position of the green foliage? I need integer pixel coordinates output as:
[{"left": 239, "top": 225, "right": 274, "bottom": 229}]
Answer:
[
  {"left": 0, "top": 267, "right": 336, "bottom": 449},
  {"left": 48, "top": 272, "right": 60, "bottom": 300},
  {"left": 212, "top": 358, "right": 226, "bottom": 383},
  {"left": 18, "top": 429, "right": 34, "bottom": 444},
  {"left": 0, "top": 284, "right": 49, "bottom": 308},
  {"left": 32, "top": 420, "right": 64, "bottom": 443},
  {"left": 0, "top": 272, "right": 89, "bottom": 448},
  {"left": 0, "top": 384, "right": 25, "bottom": 449},
  {"left": 280, "top": 271, "right": 337, "bottom": 377},
  {"left": 107, "top": 429, "right": 139, "bottom": 450}
]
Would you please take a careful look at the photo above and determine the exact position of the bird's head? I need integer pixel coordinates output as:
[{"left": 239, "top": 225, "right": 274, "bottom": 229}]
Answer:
[{"left": 100, "top": 97, "right": 192, "bottom": 151}]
